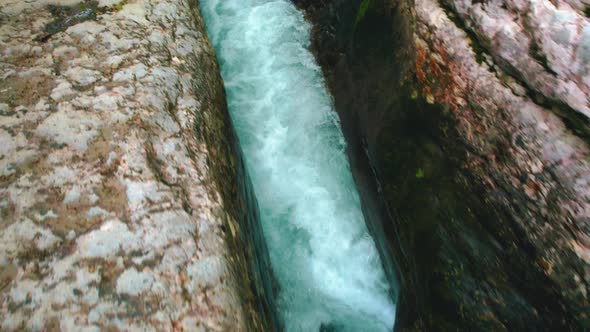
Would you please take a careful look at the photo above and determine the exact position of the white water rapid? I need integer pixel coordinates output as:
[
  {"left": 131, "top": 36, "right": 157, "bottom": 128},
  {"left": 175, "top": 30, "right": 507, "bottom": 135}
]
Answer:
[{"left": 199, "top": 1, "right": 396, "bottom": 330}]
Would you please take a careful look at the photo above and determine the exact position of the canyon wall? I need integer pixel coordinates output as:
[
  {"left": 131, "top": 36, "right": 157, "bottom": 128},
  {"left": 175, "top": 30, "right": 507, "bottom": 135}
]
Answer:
[
  {"left": 0, "top": 0, "right": 275, "bottom": 330},
  {"left": 294, "top": 0, "right": 590, "bottom": 330}
]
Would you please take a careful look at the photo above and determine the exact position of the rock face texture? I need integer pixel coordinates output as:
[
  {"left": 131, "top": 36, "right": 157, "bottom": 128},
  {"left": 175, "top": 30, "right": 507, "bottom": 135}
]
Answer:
[
  {"left": 0, "top": 0, "right": 275, "bottom": 331},
  {"left": 294, "top": 0, "right": 590, "bottom": 330}
]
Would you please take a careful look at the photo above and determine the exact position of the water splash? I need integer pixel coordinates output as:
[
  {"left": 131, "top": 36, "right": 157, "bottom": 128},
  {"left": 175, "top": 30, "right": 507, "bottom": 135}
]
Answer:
[{"left": 199, "top": 1, "right": 396, "bottom": 330}]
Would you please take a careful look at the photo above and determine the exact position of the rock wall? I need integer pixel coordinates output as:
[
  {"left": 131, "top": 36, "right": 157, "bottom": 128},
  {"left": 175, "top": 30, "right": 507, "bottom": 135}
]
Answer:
[
  {"left": 294, "top": 0, "right": 590, "bottom": 330},
  {"left": 0, "top": 0, "right": 275, "bottom": 331}
]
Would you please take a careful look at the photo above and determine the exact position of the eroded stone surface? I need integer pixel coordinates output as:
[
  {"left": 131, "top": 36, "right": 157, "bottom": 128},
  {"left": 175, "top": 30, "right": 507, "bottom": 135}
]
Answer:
[
  {"left": 295, "top": 0, "right": 590, "bottom": 329},
  {"left": 0, "top": 1, "right": 272, "bottom": 330},
  {"left": 442, "top": 0, "right": 590, "bottom": 120},
  {"left": 412, "top": 0, "right": 590, "bottom": 328}
]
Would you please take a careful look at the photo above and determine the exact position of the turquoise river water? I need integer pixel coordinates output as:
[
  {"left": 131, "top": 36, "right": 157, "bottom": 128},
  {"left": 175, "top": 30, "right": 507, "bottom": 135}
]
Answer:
[{"left": 199, "top": 1, "right": 396, "bottom": 330}]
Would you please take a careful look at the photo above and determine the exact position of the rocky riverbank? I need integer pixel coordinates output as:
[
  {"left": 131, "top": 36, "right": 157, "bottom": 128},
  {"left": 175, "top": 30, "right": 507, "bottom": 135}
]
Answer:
[
  {"left": 294, "top": 0, "right": 590, "bottom": 330},
  {"left": 0, "top": 0, "right": 275, "bottom": 330}
]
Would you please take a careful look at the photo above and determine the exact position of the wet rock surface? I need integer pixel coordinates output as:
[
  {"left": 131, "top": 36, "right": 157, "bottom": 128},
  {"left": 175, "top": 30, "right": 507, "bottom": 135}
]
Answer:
[
  {"left": 0, "top": 0, "right": 274, "bottom": 330},
  {"left": 295, "top": 0, "right": 590, "bottom": 330}
]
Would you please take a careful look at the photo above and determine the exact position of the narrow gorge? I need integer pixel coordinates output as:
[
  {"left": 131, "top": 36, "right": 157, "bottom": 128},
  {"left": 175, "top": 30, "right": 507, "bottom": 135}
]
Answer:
[
  {"left": 199, "top": 1, "right": 396, "bottom": 331},
  {"left": 0, "top": 0, "right": 589, "bottom": 331}
]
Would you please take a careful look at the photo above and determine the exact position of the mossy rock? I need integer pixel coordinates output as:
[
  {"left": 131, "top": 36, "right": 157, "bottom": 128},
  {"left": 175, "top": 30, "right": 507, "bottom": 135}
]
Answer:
[
  {"left": 355, "top": 0, "right": 374, "bottom": 27},
  {"left": 36, "top": 0, "right": 129, "bottom": 42},
  {"left": 36, "top": 1, "right": 99, "bottom": 42}
]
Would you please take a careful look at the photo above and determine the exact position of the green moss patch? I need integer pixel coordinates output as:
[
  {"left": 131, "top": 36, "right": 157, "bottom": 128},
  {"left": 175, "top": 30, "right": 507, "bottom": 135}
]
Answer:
[{"left": 355, "top": 0, "right": 374, "bottom": 27}]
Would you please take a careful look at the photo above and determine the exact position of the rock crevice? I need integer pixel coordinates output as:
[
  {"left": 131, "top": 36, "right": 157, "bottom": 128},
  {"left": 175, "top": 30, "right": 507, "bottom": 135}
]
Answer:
[{"left": 294, "top": 0, "right": 590, "bottom": 329}]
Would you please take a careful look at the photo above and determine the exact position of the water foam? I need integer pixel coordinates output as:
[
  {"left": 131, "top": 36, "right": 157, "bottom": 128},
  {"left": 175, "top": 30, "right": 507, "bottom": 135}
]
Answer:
[{"left": 199, "top": 1, "right": 396, "bottom": 330}]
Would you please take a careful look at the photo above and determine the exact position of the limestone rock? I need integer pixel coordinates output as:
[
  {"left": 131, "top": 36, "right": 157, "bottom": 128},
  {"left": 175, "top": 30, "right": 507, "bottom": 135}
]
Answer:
[
  {"left": 0, "top": 1, "right": 274, "bottom": 331},
  {"left": 295, "top": 0, "right": 590, "bottom": 329}
]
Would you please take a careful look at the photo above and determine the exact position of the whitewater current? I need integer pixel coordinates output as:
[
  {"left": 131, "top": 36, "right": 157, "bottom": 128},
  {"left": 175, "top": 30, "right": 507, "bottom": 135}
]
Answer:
[{"left": 199, "top": 1, "right": 396, "bottom": 330}]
